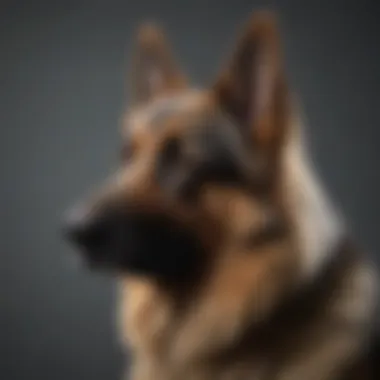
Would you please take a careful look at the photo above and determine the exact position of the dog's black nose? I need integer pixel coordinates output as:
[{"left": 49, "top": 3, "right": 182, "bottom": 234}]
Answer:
[{"left": 63, "top": 204, "right": 110, "bottom": 252}]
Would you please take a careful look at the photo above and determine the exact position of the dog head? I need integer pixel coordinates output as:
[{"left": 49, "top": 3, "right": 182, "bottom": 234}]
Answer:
[{"left": 63, "top": 12, "right": 297, "bottom": 288}]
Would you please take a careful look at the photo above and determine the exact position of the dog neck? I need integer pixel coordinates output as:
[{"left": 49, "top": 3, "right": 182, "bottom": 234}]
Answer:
[{"left": 283, "top": 111, "right": 346, "bottom": 281}]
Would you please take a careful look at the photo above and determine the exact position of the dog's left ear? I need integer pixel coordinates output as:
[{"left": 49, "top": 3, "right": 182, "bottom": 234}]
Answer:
[
  {"left": 130, "top": 23, "right": 187, "bottom": 106},
  {"left": 213, "top": 12, "right": 289, "bottom": 153}
]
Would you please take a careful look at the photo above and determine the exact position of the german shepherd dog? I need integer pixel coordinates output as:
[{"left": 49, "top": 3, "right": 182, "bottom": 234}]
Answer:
[{"left": 63, "top": 11, "right": 379, "bottom": 380}]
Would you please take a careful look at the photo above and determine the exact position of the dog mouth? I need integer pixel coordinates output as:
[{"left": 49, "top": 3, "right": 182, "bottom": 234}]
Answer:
[{"left": 63, "top": 205, "right": 204, "bottom": 280}]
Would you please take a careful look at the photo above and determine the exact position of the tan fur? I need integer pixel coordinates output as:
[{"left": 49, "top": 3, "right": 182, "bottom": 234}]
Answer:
[
  {"left": 119, "top": 246, "right": 377, "bottom": 380},
  {"left": 73, "top": 11, "right": 379, "bottom": 380},
  {"left": 114, "top": 12, "right": 378, "bottom": 380}
]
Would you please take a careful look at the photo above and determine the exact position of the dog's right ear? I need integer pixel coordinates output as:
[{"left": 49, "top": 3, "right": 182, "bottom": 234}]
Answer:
[
  {"left": 130, "top": 23, "right": 187, "bottom": 106},
  {"left": 213, "top": 12, "right": 289, "bottom": 153}
]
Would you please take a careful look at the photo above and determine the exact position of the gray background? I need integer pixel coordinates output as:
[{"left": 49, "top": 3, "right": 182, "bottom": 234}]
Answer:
[{"left": 1, "top": 1, "right": 379, "bottom": 379}]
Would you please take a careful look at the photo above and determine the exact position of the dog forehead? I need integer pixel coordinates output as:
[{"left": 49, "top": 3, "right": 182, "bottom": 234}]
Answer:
[{"left": 124, "top": 89, "right": 211, "bottom": 136}]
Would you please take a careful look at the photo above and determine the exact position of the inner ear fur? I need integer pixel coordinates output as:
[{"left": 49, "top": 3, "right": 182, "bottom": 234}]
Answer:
[
  {"left": 130, "top": 23, "right": 187, "bottom": 106},
  {"left": 213, "top": 11, "right": 290, "bottom": 154}
]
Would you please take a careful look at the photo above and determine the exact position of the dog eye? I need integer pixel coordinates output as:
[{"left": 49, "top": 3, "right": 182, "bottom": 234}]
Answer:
[
  {"left": 246, "top": 217, "right": 286, "bottom": 249},
  {"left": 160, "top": 137, "right": 182, "bottom": 167},
  {"left": 156, "top": 137, "right": 185, "bottom": 194}
]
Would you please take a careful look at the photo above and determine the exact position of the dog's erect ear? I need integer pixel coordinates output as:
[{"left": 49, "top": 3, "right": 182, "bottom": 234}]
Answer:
[
  {"left": 213, "top": 12, "right": 289, "bottom": 152},
  {"left": 130, "top": 23, "right": 187, "bottom": 106}
]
